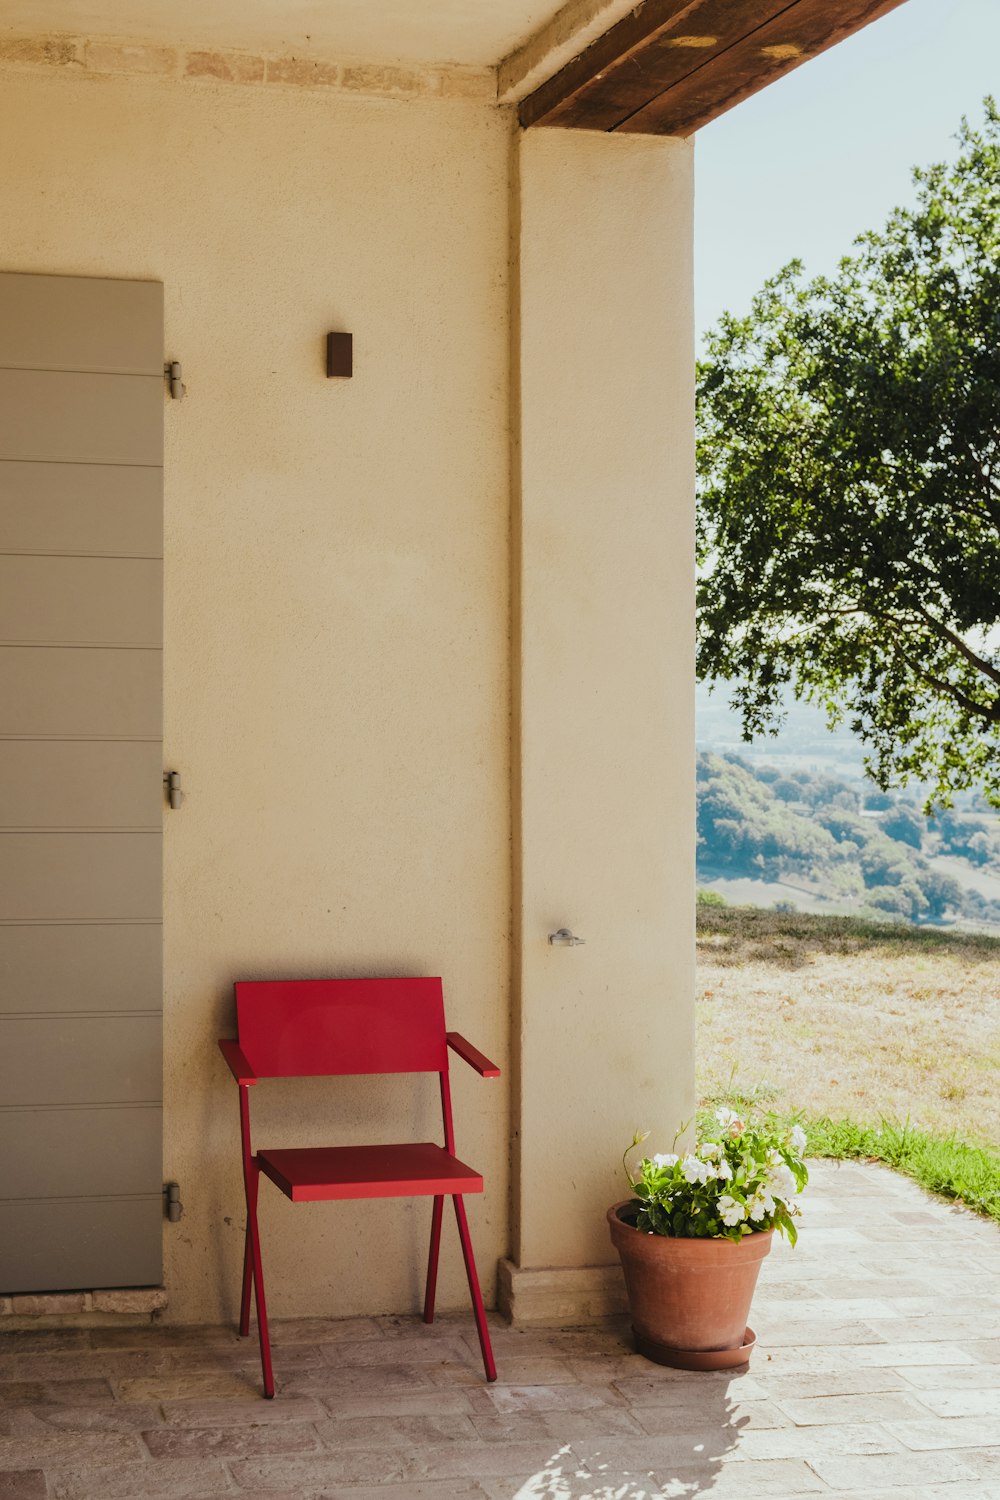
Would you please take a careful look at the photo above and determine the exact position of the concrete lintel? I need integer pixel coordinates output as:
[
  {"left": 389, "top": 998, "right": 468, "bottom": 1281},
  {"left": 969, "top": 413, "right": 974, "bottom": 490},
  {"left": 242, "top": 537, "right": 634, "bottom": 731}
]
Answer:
[
  {"left": 0, "top": 32, "right": 497, "bottom": 101},
  {"left": 498, "top": 0, "right": 641, "bottom": 103}
]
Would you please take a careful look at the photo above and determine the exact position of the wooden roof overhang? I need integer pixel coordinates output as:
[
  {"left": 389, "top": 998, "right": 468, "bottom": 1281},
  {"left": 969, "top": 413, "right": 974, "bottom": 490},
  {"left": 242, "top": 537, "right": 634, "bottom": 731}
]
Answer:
[{"left": 519, "top": 0, "right": 909, "bottom": 135}]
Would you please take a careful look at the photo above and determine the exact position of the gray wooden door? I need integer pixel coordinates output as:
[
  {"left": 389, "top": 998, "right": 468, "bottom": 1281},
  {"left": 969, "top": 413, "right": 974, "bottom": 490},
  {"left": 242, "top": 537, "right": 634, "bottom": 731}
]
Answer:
[{"left": 0, "top": 272, "right": 163, "bottom": 1293}]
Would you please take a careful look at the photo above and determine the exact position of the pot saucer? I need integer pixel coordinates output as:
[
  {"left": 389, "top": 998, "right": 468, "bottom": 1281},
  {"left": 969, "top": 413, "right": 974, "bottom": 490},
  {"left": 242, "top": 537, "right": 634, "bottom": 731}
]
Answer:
[{"left": 633, "top": 1325, "right": 757, "bottom": 1370}]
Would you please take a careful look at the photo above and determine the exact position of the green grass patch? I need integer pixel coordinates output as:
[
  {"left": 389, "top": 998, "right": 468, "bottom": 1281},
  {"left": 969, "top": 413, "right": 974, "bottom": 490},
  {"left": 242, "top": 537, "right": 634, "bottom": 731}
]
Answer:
[
  {"left": 701, "top": 1079, "right": 781, "bottom": 1113},
  {"left": 700, "top": 1100, "right": 1000, "bottom": 1225},
  {"left": 800, "top": 1116, "right": 1000, "bottom": 1225}
]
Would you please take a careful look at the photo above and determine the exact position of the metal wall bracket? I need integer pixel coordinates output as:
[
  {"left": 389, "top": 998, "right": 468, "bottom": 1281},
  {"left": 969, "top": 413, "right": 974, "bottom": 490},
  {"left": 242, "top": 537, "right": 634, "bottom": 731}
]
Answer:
[
  {"left": 165, "top": 360, "right": 185, "bottom": 400},
  {"left": 164, "top": 1182, "right": 183, "bottom": 1222},
  {"left": 548, "top": 927, "right": 586, "bottom": 947},
  {"left": 164, "top": 770, "right": 184, "bottom": 809}
]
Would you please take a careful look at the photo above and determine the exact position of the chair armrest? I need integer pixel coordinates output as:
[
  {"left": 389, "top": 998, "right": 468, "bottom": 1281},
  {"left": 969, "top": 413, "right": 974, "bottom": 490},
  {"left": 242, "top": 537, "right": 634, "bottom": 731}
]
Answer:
[
  {"left": 447, "top": 1031, "right": 500, "bottom": 1078},
  {"left": 218, "top": 1038, "right": 258, "bottom": 1085}
]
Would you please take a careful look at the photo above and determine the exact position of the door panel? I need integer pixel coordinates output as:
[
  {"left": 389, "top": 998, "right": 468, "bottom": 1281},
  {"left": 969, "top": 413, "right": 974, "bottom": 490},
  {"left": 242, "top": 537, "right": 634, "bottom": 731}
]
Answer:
[
  {"left": 0, "top": 741, "right": 161, "bottom": 828},
  {"left": 0, "top": 1015, "right": 161, "bottom": 1107},
  {"left": 0, "top": 369, "right": 162, "bottom": 466},
  {"left": 0, "top": 1199, "right": 163, "bottom": 1296},
  {"left": 0, "top": 271, "right": 163, "bottom": 1293},
  {"left": 0, "top": 646, "right": 162, "bottom": 739},
  {"left": 0, "top": 272, "right": 163, "bottom": 375},
  {"left": 0, "top": 462, "right": 161, "bottom": 557},
  {"left": 0, "top": 832, "right": 161, "bottom": 921},
  {"left": 0, "top": 555, "right": 162, "bottom": 646},
  {"left": 0, "top": 1107, "right": 161, "bottom": 1200},
  {"left": 0, "top": 924, "right": 161, "bottom": 1016}
]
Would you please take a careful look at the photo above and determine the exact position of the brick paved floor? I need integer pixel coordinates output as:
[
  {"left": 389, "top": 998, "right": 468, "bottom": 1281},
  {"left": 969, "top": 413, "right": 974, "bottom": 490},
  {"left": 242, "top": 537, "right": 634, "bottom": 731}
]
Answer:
[{"left": 1, "top": 1161, "right": 999, "bottom": 1498}]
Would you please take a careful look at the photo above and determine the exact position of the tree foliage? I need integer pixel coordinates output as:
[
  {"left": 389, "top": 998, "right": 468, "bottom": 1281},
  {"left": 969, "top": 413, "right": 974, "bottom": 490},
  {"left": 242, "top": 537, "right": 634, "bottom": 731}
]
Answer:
[{"left": 697, "top": 102, "right": 1000, "bottom": 808}]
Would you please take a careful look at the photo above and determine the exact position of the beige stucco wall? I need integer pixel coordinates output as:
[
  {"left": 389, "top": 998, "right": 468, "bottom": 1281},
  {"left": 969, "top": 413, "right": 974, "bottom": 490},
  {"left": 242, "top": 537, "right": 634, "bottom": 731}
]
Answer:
[
  {"left": 1, "top": 58, "right": 698, "bottom": 1325},
  {"left": 0, "top": 66, "right": 511, "bottom": 1322}
]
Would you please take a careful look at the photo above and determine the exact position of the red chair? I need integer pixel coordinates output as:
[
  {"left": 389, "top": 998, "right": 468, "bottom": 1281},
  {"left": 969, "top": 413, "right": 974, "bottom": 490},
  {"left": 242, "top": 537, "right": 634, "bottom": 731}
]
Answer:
[{"left": 218, "top": 977, "right": 500, "bottom": 1397}]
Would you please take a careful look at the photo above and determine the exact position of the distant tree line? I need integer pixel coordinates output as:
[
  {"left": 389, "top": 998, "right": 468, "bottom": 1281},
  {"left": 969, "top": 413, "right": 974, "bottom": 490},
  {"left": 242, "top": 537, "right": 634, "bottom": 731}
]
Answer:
[{"left": 697, "top": 752, "right": 1000, "bottom": 926}]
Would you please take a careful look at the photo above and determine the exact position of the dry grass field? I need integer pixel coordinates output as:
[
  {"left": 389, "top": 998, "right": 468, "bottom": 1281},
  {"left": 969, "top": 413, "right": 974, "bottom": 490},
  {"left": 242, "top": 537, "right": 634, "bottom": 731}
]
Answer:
[{"left": 696, "top": 908, "right": 1000, "bottom": 1152}]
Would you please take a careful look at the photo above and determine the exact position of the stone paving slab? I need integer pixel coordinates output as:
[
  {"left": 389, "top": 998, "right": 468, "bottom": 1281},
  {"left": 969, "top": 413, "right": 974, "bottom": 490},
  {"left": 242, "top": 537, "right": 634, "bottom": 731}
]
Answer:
[
  {"left": 0, "top": 1161, "right": 998, "bottom": 1496},
  {"left": 0, "top": 1476, "right": 45, "bottom": 1500}
]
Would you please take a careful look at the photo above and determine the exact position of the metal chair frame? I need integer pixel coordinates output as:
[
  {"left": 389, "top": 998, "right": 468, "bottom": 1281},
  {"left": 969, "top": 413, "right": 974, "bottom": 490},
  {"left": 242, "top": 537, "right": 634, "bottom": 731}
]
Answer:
[{"left": 219, "top": 976, "right": 499, "bottom": 1397}]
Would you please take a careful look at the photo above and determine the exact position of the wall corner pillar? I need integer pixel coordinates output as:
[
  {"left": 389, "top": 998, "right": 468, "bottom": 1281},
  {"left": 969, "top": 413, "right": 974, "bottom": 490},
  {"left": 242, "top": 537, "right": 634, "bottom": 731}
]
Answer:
[{"left": 507, "top": 126, "right": 696, "bottom": 1324}]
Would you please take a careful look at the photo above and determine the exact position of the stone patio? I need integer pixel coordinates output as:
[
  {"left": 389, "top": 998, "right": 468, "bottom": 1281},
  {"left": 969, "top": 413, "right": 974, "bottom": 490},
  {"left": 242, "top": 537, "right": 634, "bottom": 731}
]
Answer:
[{"left": 1, "top": 1160, "right": 999, "bottom": 1498}]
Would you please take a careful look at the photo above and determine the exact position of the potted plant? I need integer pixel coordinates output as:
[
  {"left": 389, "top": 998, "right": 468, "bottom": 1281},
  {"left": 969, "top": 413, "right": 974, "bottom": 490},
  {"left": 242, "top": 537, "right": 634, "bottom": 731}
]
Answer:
[{"left": 608, "top": 1110, "right": 808, "bottom": 1369}]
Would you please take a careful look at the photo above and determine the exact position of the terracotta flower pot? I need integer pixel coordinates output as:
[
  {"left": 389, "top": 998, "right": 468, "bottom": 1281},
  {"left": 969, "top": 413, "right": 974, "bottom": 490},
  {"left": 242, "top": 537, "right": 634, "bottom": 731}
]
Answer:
[{"left": 608, "top": 1201, "right": 773, "bottom": 1369}]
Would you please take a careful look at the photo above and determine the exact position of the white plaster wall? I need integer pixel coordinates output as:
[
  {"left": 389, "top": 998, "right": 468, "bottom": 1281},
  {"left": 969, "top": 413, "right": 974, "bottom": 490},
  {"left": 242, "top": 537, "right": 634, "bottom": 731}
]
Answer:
[
  {"left": 0, "top": 68, "right": 511, "bottom": 1321},
  {"left": 514, "top": 129, "right": 696, "bottom": 1271}
]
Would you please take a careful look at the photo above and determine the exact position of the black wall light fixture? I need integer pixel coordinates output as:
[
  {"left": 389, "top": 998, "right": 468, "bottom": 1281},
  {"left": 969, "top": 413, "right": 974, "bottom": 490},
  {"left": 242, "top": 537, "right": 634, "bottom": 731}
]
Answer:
[{"left": 326, "top": 332, "right": 353, "bottom": 377}]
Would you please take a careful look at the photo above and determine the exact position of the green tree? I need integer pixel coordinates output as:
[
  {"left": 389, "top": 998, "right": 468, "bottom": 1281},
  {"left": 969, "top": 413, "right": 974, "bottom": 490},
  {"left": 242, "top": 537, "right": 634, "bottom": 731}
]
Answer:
[
  {"left": 696, "top": 888, "right": 728, "bottom": 907},
  {"left": 882, "top": 805, "right": 925, "bottom": 850},
  {"left": 697, "top": 102, "right": 1000, "bottom": 809}
]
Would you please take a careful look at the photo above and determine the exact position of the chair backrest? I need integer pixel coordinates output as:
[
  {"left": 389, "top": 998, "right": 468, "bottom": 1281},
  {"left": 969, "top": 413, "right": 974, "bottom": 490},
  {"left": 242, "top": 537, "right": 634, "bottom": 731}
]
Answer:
[{"left": 233, "top": 977, "right": 448, "bottom": 1078}]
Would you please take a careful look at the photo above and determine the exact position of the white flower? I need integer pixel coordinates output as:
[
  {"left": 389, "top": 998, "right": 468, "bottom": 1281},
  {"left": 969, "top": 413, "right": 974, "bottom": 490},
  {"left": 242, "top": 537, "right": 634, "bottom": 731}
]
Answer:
[
  {"left": 680, "top": 1153, "right": 713, "bottom": 1186},
  {"left": 718, "top": 1195, "right": 746, "bottom": 1227},
  {"left": 651, "top": 1152, "right": 679, "bottom": 1170},
  {"left": 714, "top": 1158, "right": 733, "bottom": 1181},
  {"left": 715, "top": 1108, "right": 738, "bottom": 1127},
  {"left": 789, "top": 1124, "right": 807, "bottom": 1156},
  {"left": 748, "top": 1189, "right": 775, "bottom": 1223},
  {"left": 767, "top": 1163, "right": 798, "bottom": 1201},
  {"left": 698, "top": 1141, "right": 721, "bottom": 1161}
]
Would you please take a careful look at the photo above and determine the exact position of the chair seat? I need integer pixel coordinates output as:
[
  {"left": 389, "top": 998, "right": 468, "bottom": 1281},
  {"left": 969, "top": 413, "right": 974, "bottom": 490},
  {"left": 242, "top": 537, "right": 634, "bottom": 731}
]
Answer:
[{"left": 257, "top": 1142, "right": 484, "bottom": 1202}]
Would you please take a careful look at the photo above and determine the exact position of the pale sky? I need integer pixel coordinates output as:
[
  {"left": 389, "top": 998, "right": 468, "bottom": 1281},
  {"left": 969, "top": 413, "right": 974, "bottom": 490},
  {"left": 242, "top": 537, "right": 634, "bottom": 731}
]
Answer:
[{"left": 695, "top": 0, "right": 1000, "bottom": 345}]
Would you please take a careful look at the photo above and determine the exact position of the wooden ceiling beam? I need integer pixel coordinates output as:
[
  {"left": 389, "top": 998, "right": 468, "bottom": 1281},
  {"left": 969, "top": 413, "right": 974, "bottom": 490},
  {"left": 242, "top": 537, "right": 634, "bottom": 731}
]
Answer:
[{"left": 520, "top": 0, "right": 910, "bottom": 136}]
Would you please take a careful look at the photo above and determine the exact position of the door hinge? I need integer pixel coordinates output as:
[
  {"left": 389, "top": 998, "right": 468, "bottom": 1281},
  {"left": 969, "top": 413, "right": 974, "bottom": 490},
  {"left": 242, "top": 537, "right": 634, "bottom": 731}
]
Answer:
[
  {"left": 164, "top": 1182, "right": 184, "bottom": 1223},
  {"left": 165, "top": 360, "right": 185, "bottom": 400},
  {"left": 164, "top": 770, "right": 184, "bottom": 809}
]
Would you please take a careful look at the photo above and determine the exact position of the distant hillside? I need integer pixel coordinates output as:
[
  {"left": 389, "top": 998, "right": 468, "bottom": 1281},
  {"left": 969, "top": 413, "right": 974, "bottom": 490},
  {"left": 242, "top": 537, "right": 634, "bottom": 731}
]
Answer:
[{"left": 697, "top": 752, "right": 1000, "bottom": 929}]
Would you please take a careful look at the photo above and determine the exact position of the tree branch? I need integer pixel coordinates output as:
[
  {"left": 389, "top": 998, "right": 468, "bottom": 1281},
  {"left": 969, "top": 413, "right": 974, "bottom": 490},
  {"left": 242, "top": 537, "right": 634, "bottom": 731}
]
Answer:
[
  {"left": 895, "top": 646, "right": 1000, "bottom": 726},
  {"left": 912, "top": 605, "right": 1000, "bottom": 687}
]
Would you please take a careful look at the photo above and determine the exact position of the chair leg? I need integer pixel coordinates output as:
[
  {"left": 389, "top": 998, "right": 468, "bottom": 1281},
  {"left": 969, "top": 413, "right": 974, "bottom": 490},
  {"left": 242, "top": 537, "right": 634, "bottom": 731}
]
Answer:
[
  {"left": 452, "top": 1195, "right": 496, "bottom": 1382},
  {"left": 244, "top": 1160, "right": 275, "bottom": 1398},
  {"left": 239, "top": 1224, "right": 253, "bottom": 1337},
  {"left": 423, "top": 1195, "right": 445, "bottom": 1324}
]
